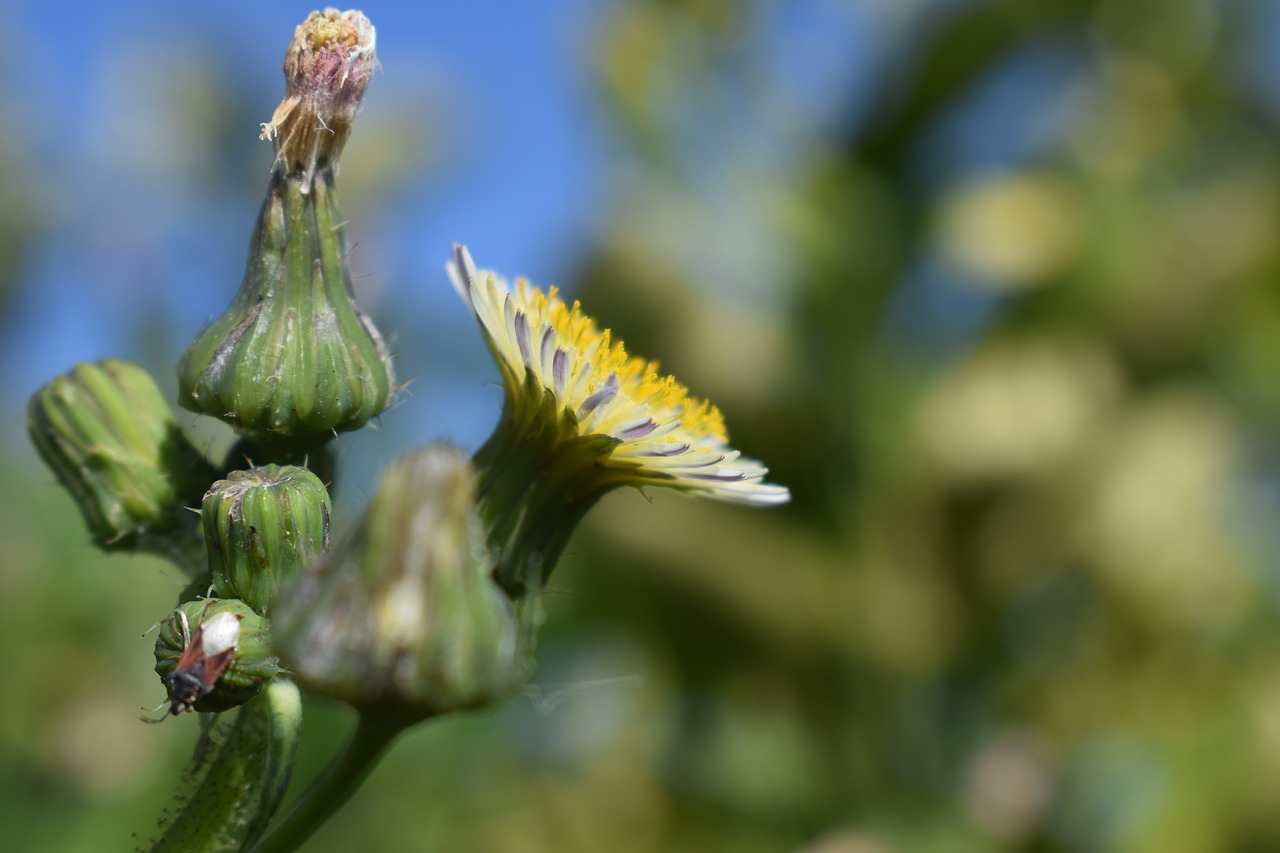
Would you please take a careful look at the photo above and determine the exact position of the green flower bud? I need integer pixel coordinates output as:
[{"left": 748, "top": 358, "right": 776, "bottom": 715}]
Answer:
[
  {"left": 202, "top": 464, "right": 331, "bottom": 614},
  {"left": 176, "top": 164, "right": 396, "bottom": 447},
  {"left": 27, "top": 359, "right": 216, "bottom": 558},
  {"left": 153, "top": 599, "right": 279, "bottom": 717},
  {"left": 273, "top": 444, "right": 533, "bottom": 720}
]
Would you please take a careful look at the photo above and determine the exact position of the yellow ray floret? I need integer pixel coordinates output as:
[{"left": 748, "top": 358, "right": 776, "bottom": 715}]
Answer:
[{"left": 448, "top": 245, "right": 789, "bottom": 506}]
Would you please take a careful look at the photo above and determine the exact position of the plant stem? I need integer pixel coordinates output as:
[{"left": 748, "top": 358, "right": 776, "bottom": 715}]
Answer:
[{"left": 250, "top": 711, "right": 410, "bottom": 853}]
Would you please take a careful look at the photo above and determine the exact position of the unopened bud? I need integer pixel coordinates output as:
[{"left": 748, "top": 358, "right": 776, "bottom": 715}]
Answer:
[
  {"left": 273, "top": 444, "right": 532, "bottom": 719},
  {"left": 203, "top": 465, "right": 331, "bottom": 614},
  {"left": 28, "top": 359, "right": 216, "bottom": 557},
  {"left": 260, "top": 9, "right": 377, "bottom": 182},
  {"left": 153, "top": 599, "right": 279, "bottom": 717}
]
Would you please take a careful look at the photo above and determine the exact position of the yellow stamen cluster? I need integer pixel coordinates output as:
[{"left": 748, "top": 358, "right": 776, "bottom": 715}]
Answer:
[{"left": 520, "top": 281, "right": 727, "bottom": 443}]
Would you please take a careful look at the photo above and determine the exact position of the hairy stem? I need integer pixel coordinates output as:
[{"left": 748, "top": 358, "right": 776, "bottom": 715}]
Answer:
[{"left": 250, "top": 711, "right": 411, "bottom": 853}]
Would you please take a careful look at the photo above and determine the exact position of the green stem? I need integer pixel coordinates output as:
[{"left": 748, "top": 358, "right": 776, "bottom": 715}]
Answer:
[{"left": 250, "top": 711, "right": 410, "bottom": 853}]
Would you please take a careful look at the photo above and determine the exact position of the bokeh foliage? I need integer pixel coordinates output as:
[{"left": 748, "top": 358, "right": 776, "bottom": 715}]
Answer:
[{"left": 5, "top": 1, "right": 1280, "bottom": 851}]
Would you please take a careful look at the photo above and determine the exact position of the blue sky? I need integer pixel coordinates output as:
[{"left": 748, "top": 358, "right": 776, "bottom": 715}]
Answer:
[{"left": 0, "top": 1, "right": 869, "bottom": 498}]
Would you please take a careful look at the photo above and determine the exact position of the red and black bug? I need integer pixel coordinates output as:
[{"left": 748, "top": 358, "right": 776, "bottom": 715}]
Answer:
[{"left": 143, "top": 605, "right": 243, "bottom": 723}]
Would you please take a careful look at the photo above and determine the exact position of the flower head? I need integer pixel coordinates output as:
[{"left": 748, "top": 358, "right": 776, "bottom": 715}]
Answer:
[{"left": 448, "top": 244, "right": 789, "bottom": 507}]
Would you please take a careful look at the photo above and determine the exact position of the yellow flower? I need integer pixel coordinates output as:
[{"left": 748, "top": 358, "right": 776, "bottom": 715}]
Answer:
[{"left": 448, "top": 245, "right": 789, "bottom": 507}]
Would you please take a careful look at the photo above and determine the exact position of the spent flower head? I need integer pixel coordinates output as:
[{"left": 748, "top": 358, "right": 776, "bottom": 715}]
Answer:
[
  {"left": 260, "top": 8, "right": 377, "bottom": 183},
  {"left": 177, "top": 17, "right": 395, "bottom": 449}
]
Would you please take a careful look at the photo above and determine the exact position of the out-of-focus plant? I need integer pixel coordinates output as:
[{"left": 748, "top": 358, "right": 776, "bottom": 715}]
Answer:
[
  {"left": 24, "top": 9, "right": 787, "bottom": 853},
  {"left": 563, "top": 0, "right": 1280, "bottom": 850}
]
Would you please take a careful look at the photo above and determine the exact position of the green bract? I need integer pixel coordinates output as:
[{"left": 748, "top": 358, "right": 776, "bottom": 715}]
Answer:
[
  {"left": 176, "top": 166, "right": 395, "bottom": 448},
  {"left": 203, "top": 464, "right": 331, "bottom": 614}
]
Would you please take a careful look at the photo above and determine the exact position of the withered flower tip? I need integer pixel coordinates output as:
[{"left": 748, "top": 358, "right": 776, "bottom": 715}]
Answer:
[{"left": 260, "top": 8, "right": 377, "bottom": 182}]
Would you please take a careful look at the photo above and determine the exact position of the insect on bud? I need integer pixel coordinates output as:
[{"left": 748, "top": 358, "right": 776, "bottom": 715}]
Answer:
[
  {"left": 203, "top": 464, "right": 331, "bottom": 615},
  {"left": 28, "top": 359, "right": 216, "bottom": 558},
  {"left": 273, "top": 444, "right": 533, "bottom": 720},
  {"left": 150, "top": 599, "right": 279, "bottom": 720}
]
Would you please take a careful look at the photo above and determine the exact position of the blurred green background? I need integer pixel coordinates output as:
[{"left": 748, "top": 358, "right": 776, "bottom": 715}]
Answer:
[{"left": 5, "top": 0, "right": 1280, "bottom": 851}]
